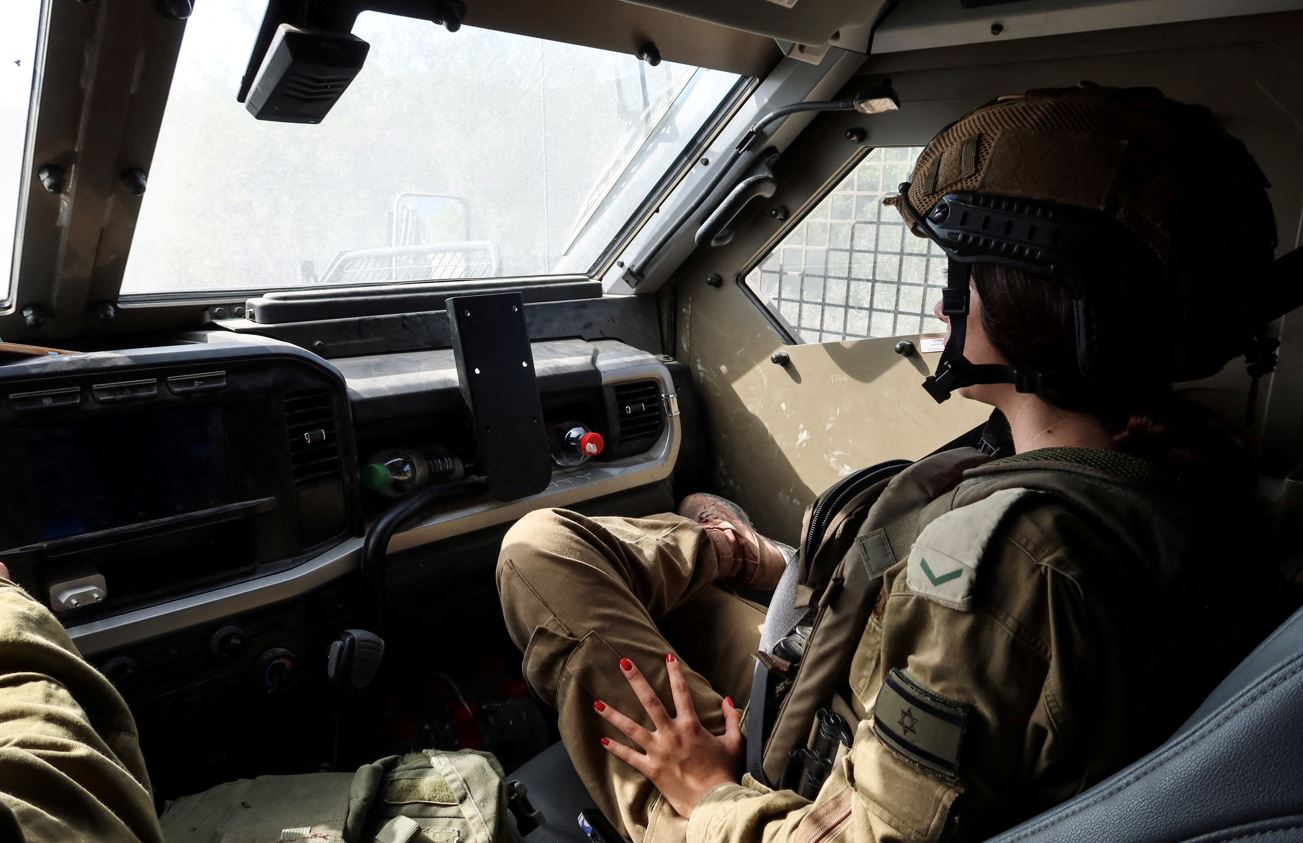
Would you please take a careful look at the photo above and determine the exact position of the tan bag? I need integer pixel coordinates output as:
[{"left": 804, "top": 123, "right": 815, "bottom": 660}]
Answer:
[{"left": 160, "top": 749, "right": 510, "bottom": 843}]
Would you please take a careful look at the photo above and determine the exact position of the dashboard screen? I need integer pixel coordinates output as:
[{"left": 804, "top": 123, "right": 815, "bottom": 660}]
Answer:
[{"left": 30, "top": 404, "right": 235, "bottom": 541}]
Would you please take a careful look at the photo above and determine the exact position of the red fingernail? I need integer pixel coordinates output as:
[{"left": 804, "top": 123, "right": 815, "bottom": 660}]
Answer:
[
  {"left": 593, "top": 700, "right": 606, "bottom": 712},
  {"left": 601, "top": 737, "right": 610, "bottom": 746},
  {"left": 725, "top": 696, "right": 734, "bottom": 708},
  {"left": 666, "top": 653, "right": 676, "bottom": 663},
  {"left": 619, "top": 658, "right": 634, "bottom": 672}
]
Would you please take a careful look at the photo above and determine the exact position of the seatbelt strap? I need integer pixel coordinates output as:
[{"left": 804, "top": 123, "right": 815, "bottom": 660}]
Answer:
[{"left": 747, "top": 543, "right": 801, "bottom": 782}]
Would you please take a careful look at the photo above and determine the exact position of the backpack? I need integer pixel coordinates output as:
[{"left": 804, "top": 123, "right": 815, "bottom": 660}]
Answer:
[{"left": 159, "top": 749, "right": 511, "bottom": 843}]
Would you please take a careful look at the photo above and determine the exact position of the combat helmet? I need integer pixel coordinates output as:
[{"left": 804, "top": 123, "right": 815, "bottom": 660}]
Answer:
[{"left": 890, "top": 85, "right": 1278, "bottom": 404}]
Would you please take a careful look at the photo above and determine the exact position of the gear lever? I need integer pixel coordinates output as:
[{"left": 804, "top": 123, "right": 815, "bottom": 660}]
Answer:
[{"left": 327, "top": 629, "right": 385, "bottom": 767}]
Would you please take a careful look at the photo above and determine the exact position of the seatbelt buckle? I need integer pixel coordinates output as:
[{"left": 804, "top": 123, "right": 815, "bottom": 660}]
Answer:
[{"left": 506, "top": 780, "right": 542, "bottom": 836}]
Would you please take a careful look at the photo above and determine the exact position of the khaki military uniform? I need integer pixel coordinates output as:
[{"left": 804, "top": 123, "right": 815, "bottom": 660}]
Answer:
[
  {"left": 497, "top": 447, "right": 1234, "bottom": 842},
  {"left": 0, "top": 579, "right": 162, "bottom": 843}
]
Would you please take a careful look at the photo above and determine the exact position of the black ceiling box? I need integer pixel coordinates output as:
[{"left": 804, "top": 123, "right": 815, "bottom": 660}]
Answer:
[{"left": 447, "top": 292, "right": 551, "bottom": 502}]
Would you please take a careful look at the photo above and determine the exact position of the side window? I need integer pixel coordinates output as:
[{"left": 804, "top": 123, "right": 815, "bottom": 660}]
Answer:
[{"left": 744, "top": 146, "right": 948, "bottom": 344}]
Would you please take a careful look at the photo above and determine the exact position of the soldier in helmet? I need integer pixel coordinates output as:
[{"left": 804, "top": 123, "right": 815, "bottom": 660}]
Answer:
[{"left": 496, "top": 85, "right": 1289, "bottom": 841}]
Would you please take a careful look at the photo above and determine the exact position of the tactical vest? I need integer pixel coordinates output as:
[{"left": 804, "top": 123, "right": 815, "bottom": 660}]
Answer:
[{"left": 754, "top": 447, "right": 1179, "bottom": 786}]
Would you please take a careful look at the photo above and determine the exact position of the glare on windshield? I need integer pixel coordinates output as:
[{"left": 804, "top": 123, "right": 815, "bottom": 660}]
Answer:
[{"left": 121, "top": 2, "right": 740, "bottom": 295}]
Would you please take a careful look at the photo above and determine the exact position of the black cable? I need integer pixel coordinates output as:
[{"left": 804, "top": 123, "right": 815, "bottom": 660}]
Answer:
[{"left": 360, "top": 479, "right": 482, "bottom": 629}]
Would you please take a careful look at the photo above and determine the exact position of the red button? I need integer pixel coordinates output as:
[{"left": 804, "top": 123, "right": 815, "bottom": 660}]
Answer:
[{"left": 579, "top": 431, "right": 605, "bottom": 457}]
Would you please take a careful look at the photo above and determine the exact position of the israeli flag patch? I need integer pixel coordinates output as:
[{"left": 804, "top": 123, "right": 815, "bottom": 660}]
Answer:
[{"left": 906, "top": 487, "right": 1033, "bottom": 611}]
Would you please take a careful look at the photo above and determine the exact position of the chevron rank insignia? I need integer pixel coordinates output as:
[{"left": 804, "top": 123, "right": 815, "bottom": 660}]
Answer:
[{"left": 906, "top": 487, "right": 1033, "bottom": 611}]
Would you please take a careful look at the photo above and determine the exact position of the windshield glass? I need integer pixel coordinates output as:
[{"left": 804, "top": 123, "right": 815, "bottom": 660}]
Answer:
[
  {"left": 2, "top": 3, "right": 41, "bottom": 302},
  {"left": 121, "top": 3, "right": 740, "bottom": 295}
]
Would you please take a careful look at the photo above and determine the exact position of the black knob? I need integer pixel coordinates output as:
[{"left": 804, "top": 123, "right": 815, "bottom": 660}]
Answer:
[
  {"left": 257, "top": 648, "right": 298, "bottom": 693},
  {"left": 209, "top": 625, "right": 249, "bottom": 661},
  {"left": 101, "top": 656, "right": 141, "bottom": 695},
  {"left": 894, "top": 340, "right": 916, "bottom": 357},
  {"left": 770, "top": 351, "right": 791, "bottom": 367}
]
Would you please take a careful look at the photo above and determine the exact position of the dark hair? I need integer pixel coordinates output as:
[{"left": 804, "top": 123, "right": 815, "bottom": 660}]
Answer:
[{"left": 972, "top": 263, "right": 1253, "bottom": 489}]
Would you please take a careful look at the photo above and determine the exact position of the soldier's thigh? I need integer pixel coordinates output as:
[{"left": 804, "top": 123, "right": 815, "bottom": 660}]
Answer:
[{"left": 660, "top": 586, "right": 765, "bottom": 708}]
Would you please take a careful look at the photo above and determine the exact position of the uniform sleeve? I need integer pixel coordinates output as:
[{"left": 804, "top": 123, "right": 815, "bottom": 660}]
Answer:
[
  {"left": 687, "top": 497, "right": 1107, "bottom": 843},
  {"left": 0, "top": 580, "right": 163, "bottom": 843}
]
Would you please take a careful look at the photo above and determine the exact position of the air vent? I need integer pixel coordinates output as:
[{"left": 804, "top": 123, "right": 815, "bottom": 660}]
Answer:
[
  {"left": 612, "top": 380, "right": 665, "bottom": 447},
  {"left": 284, "top": 389, "right": 341, "bottom": 487}
]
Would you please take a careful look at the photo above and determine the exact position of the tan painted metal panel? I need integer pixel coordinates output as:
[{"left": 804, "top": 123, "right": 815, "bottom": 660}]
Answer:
[
  {"left": 673, "top": 10, "right": 1303, "bottom": 540},
  {"left": 680, "top": 273, "right": 986, "bottom": 543}
]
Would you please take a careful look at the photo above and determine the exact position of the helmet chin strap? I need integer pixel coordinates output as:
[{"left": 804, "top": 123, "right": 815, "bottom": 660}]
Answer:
[{"left": 922, "top": 260, "right": 1050, "bottom": 404}]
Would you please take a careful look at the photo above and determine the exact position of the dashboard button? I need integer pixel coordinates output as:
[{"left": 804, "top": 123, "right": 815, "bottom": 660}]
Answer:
[
  {"left": 167, "top": 371, "right": 226, "bottom": 395},
  {"left": 9, "top": 386, "right": 81, "bottom": 411},
  {"left": 92, "top": 378, "right": 158, "bottom": 402},
  {"left": 209, "top": 625, "right": 249, "bottom": 661}
]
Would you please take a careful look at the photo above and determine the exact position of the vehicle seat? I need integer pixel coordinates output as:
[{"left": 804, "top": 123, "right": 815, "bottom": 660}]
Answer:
[
  {"left": 991, "top": 603, "right": 1303, "bottom": 842},
  {"left": 511, "top": 743, "right": 593, "bottom": 842},
  {"left": 512, "top": 605, "right": 1303, "bottom": 842}
]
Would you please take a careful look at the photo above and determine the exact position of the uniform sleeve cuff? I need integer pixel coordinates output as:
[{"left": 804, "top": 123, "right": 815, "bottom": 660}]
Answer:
[{"left": 687, "top": 783, "right": 761, "bottom": 842}]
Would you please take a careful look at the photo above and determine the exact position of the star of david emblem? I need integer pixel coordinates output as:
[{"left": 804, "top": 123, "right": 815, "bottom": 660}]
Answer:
[{"left": 898, "top": 707, "right": 919, "bottom": 737}]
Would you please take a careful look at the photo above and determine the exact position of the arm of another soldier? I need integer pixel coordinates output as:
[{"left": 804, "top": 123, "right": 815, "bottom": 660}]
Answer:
[
  {"left": 0, "top": 564, "right": 163, "bottom": 843},
  {"left": 688, "top": 494, "right": 1107, "bottom": 842}
]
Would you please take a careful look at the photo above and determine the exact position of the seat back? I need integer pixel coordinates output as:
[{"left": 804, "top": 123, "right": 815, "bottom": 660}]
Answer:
[{"left": 989, "top": 605, "right": 1303, "bottom": 842}]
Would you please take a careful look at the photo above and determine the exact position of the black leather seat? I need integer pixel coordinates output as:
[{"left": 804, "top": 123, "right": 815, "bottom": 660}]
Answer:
[{"left": 511, "top": 605, "right": 1303, "bottom": 842}]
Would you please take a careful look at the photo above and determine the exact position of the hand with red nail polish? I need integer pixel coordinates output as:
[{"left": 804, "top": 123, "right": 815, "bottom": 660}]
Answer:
[{"left": 593, "top": 654, "right": 743, "bottom": 818}]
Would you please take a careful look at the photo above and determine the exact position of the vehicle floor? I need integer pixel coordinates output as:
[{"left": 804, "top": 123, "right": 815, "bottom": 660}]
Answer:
[{"left": 136, "top": 583, "right": 553, "bottom": 808}]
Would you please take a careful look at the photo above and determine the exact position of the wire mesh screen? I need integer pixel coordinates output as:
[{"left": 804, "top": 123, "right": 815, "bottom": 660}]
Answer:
[{"left": 744, "top": 147, "right": 950, "bottom": 344}]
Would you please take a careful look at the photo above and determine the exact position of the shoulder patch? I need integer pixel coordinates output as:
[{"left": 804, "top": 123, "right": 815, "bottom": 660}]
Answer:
[
  {"left": 906, "top": 487, "right": 1033, "bottom": 611},
  {"left": 872, "top": 668, "right": 969, "bottom": 780}
]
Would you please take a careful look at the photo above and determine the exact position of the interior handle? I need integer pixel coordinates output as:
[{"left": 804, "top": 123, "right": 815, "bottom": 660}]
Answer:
[{"left": 695, "top": 156, "right": 778, "bottom": 248}]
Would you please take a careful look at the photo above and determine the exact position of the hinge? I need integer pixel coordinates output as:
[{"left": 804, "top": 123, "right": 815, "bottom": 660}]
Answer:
[{"left": 621, "top": 265, "right": 645, "bottom": 289}]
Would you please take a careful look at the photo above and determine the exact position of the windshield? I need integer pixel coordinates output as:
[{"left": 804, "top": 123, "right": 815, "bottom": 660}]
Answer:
[
  {"left": 121, "top": 3, "right": 741, "bottom": 295},
  {"left": 1, "top": 2, "right": 41, "bottom": 303}
]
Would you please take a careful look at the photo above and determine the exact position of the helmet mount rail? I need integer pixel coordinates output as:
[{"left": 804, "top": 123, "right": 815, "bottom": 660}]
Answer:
[
  {"left": 898, "top": 183, "right": 1113, "bottom": 403},
  {"left": 898, "top": 181, "right": 1303, "bottom": 408}
]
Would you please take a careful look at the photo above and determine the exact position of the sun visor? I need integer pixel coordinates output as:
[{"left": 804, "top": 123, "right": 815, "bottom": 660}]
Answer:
[
  {"left": 623, "top": 0, "right": 890, "bottom": 54},
  {"left": 460, "top": 0, "right": 889, "bottom": 75}
]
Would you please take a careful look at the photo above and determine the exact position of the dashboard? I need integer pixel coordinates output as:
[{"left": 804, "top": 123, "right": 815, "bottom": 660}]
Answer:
[{"left": 0, "top": 331, "right": 683, "bottom": 771}]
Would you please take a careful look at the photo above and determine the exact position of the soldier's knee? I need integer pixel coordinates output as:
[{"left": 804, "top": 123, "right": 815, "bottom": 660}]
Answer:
[{"left": 497, "top": 507, "right": 571, "bottom": 588}]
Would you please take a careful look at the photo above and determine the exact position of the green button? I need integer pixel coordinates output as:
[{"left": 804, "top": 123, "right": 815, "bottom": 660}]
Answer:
[{"left": 360, "top": 463, "right": 391, "bottom": 491}]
